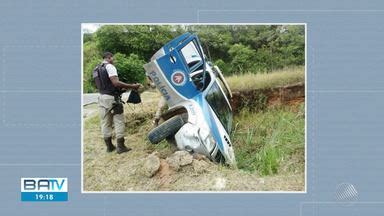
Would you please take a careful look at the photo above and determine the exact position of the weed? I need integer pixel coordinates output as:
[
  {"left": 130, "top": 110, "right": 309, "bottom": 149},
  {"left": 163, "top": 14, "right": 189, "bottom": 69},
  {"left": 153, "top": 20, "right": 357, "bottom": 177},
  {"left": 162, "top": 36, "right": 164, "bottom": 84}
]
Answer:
[{"left": 232, "top": 104, "right": 304, "bottom": 175}]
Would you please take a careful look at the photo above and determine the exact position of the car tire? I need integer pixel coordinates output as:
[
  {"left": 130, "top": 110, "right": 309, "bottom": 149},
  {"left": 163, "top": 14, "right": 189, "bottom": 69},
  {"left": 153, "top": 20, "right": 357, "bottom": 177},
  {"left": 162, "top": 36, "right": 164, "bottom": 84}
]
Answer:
[{"left": 148, "top": 115, "right": 185, "bottom": 144}]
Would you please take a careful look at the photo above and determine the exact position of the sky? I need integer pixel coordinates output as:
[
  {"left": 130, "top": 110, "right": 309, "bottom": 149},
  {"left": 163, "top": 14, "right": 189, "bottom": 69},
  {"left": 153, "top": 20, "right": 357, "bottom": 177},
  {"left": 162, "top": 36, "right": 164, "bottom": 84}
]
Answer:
[{"left": 82, "top": 23, "right": 102, "bottom": 33}]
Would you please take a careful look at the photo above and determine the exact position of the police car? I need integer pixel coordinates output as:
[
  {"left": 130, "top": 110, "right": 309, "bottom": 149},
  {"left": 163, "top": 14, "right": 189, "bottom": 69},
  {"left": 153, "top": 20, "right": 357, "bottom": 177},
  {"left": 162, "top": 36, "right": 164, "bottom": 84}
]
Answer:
[{"left": 144, "top": 32, "right": 235, "bottom": 165}]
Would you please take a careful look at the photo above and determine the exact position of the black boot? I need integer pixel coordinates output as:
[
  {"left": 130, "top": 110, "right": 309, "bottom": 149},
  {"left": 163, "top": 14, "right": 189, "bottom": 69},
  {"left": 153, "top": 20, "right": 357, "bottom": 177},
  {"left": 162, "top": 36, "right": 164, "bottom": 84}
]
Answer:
[
  {"left": 116, "top": 137, "right": 131, "bottom": 154},
  {"left": 104, "top": 137, "right": 116, "bottom": 152}
]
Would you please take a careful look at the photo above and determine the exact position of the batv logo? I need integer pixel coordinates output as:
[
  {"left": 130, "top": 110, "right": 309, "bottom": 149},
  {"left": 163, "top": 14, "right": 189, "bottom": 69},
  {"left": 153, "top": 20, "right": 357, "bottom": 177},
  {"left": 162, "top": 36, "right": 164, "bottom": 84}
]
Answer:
[
  {"left": 171, "top": 71, "right": 186, "bottom": 86},
  {"left": 21, "top": 178, "right": 68, "bottom": 202}
]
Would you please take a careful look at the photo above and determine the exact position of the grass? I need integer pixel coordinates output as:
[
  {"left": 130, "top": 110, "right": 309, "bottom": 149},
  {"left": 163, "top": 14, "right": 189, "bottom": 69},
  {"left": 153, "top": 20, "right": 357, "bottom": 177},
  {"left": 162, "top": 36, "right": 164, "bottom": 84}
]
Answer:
[
  {"left": 226, "top": 66, "right": 305, "bottom": 92},
  {"left": 231, "top": 103, "right": 305, "bottom": 175}
]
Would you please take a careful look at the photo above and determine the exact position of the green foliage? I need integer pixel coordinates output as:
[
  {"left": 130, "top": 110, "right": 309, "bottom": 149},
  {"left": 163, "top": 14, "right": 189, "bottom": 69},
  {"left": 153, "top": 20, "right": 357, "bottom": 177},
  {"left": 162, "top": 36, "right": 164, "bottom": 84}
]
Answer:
[
  {"left": 83, "top": 56, "right": 100, "bottom": 93},
  {"left": 228, "top": 44, "right": 256, "bottom": 73},
  {"left": 276, "top": 26, "right": 305, "bottom": 66},
  {"left": 83, "top": 41, "right": 100, "bottom": 63},
  {"left": 214, "top": 59, "right": 230, "bottom": 75},
  {"left": 83, "top": 42, "right": 102, "bottom": 93},
  {"left": 95, "top": 25, "right": 177, "bottom": 61},
  {"left": 188, "top": 25, "right": 233, "bottom": 61},
  {"left": 83, "top": 33, "right": 94, "bottom": 43},
  {"left": 83, "top": 40, "right": 102, "bottom": 93},
  {"left": 83, "top": 24, "right": 305, "bottom": 92},
  {"left": 232, "top": 105, "right": 305, "bottom": 175},
  {"left": 113, "top": 53, "right": 146, "bottom": 84}
]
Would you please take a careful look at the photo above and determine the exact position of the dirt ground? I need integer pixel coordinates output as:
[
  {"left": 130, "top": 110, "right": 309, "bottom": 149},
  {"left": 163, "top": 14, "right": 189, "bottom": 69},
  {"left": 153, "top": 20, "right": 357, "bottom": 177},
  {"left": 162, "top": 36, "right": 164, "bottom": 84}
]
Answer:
[{"left": 83, "top": 90, "right": 305, "bottom": 191}]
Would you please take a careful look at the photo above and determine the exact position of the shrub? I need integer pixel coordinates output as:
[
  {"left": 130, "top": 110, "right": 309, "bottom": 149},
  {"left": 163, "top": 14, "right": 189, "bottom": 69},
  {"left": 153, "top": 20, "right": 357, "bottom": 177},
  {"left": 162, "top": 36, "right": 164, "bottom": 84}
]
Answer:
[
  {"left": 228, "top": 44, "right": 256, "bottom": 74},
  {"left": 83, "top": 57, "right": 100, "bottom": 93},
  {"left": 214, "top": 59, "right": 230, "bottom": 75},
  {"left": 95, "top": 25, "right": 177, "bottom": 61},
  {"left": 83, "top": 41, "right": 100, "bottom": 64},
  {"left": 83, "top": 41, "right": 102, "bottom": 93},
  {"left": 113, "top": 53, "right": 146, "bottom": 84}
]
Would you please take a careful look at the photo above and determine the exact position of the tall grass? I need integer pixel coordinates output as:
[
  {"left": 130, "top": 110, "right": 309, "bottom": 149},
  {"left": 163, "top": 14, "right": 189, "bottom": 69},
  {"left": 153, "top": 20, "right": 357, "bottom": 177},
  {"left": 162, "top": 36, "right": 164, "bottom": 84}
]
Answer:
[
  {"left": 231, "top": 104, "right": 305, "bottom": 175},
  {"left": 226, "top": 66, "right": 305, "bottom": 92}
]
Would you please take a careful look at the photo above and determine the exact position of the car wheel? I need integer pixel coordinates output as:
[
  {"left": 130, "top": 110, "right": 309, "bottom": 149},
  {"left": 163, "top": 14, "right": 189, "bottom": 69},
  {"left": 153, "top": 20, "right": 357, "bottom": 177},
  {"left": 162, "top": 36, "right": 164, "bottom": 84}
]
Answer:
[{"left": 148, "top": 115, "right": 185, "bottom": 144}]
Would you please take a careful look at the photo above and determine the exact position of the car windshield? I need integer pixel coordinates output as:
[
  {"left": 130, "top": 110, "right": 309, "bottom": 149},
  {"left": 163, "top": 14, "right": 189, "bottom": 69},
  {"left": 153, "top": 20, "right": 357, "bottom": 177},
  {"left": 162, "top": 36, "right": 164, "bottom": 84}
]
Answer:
[
  {"left": 191, "top": 70, "right": 211, "bottom": 91},
  {"left": 205, "top": 81, "right": 232, "bottom": 134}
]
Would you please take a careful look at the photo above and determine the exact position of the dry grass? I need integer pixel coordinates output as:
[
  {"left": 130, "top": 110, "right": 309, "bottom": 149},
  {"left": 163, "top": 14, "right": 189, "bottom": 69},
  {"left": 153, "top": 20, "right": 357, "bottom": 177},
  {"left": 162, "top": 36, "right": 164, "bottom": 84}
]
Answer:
[{"left": 226, "top": 66, "right": 305, "bottom": 92}]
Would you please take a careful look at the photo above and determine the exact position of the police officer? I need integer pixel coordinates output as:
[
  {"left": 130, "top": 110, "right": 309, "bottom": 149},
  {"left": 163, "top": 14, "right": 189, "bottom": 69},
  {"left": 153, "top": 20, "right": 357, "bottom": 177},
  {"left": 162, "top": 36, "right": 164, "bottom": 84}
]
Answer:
[
  {"left": 146, "top": 75, "right": 167, "bottom": 126},
  {"left": 95, "top": 52, "right": 141, "bottom": 153}
]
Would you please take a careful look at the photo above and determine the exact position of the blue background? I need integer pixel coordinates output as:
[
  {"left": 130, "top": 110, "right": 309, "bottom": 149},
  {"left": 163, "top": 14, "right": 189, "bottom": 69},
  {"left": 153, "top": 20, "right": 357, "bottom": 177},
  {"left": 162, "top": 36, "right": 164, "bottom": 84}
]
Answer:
[
  {"left": 1, "top": 0, "right": 384, "bottom": 215},
  {"left": 21, "top": 192, "right": 68, "bottom": 202}
]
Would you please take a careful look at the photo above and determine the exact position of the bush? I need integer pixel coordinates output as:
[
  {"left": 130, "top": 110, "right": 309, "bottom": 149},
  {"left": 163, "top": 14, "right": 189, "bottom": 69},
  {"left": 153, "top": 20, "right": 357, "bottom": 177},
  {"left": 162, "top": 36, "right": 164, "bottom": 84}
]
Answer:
[
  {"left": 113, "top": 53, "right": 146, "bottom": 84},
  {"left": 214, "top": 59, "right": 230, "bottom": 75},
  {"left": 83, "top": 57, "right": 100, "bottom": 93},
  {"left": 228, "top": 44, "right": 256, "bottom": 74},
  {"left": 83, "top": 41, "right": 100, "bottom": 64},
  {"left": 95, "top": 25, "right": 177, "bottom": 61},
  {"left": 83, "top": 41, "right": 102, "bottom": 93}
]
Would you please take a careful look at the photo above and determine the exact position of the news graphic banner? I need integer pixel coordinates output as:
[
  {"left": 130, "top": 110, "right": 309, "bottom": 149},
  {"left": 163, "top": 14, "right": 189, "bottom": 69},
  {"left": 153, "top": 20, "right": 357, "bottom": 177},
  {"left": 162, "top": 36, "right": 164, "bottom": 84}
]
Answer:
[{"left": 20, "top": 178, "right": 68, "bottom": 202}]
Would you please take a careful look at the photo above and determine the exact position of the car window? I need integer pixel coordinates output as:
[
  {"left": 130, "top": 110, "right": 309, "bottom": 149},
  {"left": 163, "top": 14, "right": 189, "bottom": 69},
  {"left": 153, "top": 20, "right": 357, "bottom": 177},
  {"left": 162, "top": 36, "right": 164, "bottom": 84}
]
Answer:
[{"left": 180, "top": 40, "right": 203, "bottom": 72}]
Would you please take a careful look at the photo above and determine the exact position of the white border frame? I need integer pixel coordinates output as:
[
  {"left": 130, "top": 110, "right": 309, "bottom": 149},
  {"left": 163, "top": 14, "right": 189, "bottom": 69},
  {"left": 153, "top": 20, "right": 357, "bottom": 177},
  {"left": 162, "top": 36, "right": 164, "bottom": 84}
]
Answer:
[{"left": 81, "top": 23, "right": 307, "bottom": 194}]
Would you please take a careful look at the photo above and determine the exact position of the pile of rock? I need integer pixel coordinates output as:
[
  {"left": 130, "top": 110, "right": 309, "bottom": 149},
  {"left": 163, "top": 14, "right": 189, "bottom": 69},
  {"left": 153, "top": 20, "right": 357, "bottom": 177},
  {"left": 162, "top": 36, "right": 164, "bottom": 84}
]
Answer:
[
  {"left": 141, "top": 150, "right": 211, "bottom": 178},
  {"left": 165, "top": 151, "right": 193, "bottom": 171}
]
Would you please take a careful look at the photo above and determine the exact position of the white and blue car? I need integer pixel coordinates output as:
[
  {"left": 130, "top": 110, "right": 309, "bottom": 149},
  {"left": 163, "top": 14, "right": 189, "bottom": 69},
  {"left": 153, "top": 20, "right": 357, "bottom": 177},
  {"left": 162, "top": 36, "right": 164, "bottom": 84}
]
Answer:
[{"left": 144, "top": 32, "right": 236, "bottom": 165}]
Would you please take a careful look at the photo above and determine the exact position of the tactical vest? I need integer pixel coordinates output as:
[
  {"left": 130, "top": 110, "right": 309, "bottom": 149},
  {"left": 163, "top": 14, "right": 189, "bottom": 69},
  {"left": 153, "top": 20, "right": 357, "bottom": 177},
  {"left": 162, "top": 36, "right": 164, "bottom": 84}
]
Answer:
[{"left": 93, "top": 63, "right": 119, "bottom": 95}]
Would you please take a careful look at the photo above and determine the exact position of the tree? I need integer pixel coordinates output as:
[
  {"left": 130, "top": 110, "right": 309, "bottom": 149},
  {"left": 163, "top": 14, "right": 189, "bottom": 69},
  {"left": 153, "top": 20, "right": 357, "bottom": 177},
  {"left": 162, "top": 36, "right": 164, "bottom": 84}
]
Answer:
[
  {"left": 113, "top": 53, "right": 146, "bottom": 84},
  {"left": 228, "top": 44, "right": 256, "bottom": 74},
  {"left": 95, "top": 25, "right": 177, "bottom": 61}
]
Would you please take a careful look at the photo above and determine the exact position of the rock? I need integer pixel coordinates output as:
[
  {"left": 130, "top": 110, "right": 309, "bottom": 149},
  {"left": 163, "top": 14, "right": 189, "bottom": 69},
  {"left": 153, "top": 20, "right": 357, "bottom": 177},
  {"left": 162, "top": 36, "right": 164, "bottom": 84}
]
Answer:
[
  {"left": 177, "top": 151, "right": 193, "bottom": 166},
  {"left": 166, "top": 151, "right": 193, "bottom": 171},
  {"left": 142, "top": 153, "right": 161, "bottom": 177},
  {"left": 158, "top": 159, "right": 171, "bottom": 178},
  {"left": 192, "top": 153, "right": 208, "bottom": 161},
  {"left": 166, "top": 157, "right": 180, "bottom": 171},
  {"left": 192, "top": 159, "right": 210, "bottom": 173}
]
